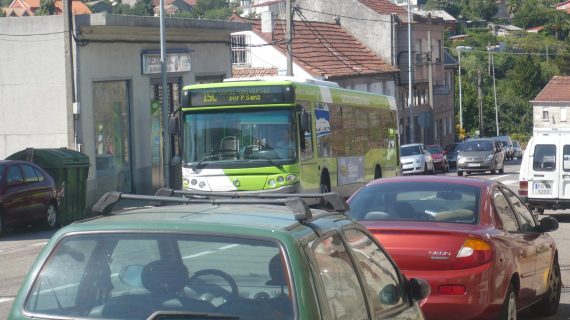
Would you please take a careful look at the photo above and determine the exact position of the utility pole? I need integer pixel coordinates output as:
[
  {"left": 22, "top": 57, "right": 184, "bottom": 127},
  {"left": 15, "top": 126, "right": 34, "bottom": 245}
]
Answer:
[
  {"left": 286, "top": 0, "right": 293, "bottom": 76},
  {"left": 160, "top": 0, "right": 171, "bottom": 187},
  {"left": 477, "top": 69, "right": 484, "bottom": 138},
  {"left": 408, "top": 0, "right": 414, "bottom": 143},
  {"left": 491, "top": 52, "right": 499, "bottom": 136},
  {"left": 63, "top": 0, "right": 75, "bottom": 149},
  {"left": 458, "top": 49, "right": 463, "bottom": 133}
]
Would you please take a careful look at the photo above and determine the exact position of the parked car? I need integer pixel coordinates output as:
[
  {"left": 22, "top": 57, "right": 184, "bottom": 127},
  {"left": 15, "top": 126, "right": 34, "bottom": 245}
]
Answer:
[
  {"left": 496, "top": 135, "right": 515, "bottom": 160},
  {"left": 426, "top": 144, "right": 449, "bottom": 172},
  {"left": 444, "top": 142, "right": 462, "bottom": 168},
  {"left": 456, "top": 138, "right": 505, "bottom": 176},
  {"left": 346, "top": 176, "right": 561, "bottom": 320},
  {"left": 9, "top": 190, "right": 430, "bottom": 320},
  {"left": 0, "top": 160, "right": 58, "bottom": 235},
  {"left": 519, "top": 134, "right": 570, "bottom": 216},
  {"left": 512, "top": 140, "right": 523, "bottom": 159},
  {"left": 400, "top": 143, "right": 434, "bottom": 175}
]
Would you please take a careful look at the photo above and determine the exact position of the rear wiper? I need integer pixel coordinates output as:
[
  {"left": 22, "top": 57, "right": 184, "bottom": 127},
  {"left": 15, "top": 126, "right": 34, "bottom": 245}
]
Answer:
[{"left": 147, "top": 310, "right": 239, "bottom": 320}]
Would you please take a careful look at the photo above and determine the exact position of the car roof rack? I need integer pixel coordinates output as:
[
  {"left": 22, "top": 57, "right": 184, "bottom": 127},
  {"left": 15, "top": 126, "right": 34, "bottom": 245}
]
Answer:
[{"left": 91, "top": 188, "right": 348, "bottom": 223}]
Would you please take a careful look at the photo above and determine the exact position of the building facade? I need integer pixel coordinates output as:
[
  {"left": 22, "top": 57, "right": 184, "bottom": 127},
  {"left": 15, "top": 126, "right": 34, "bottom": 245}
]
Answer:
[
  {"left": 0, "top": 14, "right": 249, "bottom": 209},
  {"left": 531, "top": 76, "right": 570, "bottom": 135}
]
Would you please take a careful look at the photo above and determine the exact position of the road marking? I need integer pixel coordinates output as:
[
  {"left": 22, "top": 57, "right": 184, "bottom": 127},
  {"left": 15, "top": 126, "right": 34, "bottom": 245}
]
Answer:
[
  {"left": 32, "top": 242, "right": 47, "bottom": 246},
  {"left": 0, "top": 298, "right": 14, "bottom": 304},
  {"left": 184, "top": 250, "right": 215, "bottom": 259},
  {"left": 218, "top": 244, "right": 239, "bottom": 250},
  {"left": 501, "top": 180, "right": 518, "bottom": 185},
  {"left": 490, "top": 174, "right": 511, "bottom": 180}
]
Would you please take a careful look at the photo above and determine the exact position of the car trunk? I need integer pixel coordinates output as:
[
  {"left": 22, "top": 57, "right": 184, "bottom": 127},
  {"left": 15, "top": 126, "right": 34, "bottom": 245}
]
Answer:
[{"left": 360, "top": 221, "right": 489, "bottom": 271}]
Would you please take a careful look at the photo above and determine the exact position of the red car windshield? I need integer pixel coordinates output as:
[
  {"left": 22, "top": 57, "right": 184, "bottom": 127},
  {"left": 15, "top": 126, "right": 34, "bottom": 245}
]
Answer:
[
  {"left": 427, "top": 146, "right": 443, "bottom": 154},
  {"left": 348, "top": 182, "right": 480, "bottom": 224}
]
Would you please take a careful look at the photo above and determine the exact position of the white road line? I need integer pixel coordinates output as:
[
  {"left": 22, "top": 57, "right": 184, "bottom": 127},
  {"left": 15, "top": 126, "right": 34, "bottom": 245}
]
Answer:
[
  {"left": 490, "top": 174, "right": 511, "bottom": 180},
  {"left": 218, "top": 244, "right": 239, "bottom": 250},
  {"left": 184, "top": 250, "right": 215, "bottom": 259},
  {"left": 32, "top": 242, "right": 47, "bottom": 246},
  {"left": 502, "top": 180, "right": 518, "bottom": 185},
  {"left": 0, "top": 298, "right": 14, "bottom": 304}
]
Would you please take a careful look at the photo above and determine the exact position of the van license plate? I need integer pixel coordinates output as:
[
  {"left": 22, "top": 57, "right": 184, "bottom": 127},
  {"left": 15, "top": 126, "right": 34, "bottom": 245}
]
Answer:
[{"left": 533, "top": 182, "right": 552, "bottom": 195}]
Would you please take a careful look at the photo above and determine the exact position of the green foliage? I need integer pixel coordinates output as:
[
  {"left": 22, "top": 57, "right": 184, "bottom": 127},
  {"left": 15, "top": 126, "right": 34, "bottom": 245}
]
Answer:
[
  {"left": 130, "top": 0, "right": 154, "bottom": 16},
  {"left": 35, "top": 0, "right": 55, "bottom": 15}
]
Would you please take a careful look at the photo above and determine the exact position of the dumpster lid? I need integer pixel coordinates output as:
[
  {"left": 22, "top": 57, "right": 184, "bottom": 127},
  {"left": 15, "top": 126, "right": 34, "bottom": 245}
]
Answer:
[{"left": 6, "top": 148, "right": 90, "bottom": 168}]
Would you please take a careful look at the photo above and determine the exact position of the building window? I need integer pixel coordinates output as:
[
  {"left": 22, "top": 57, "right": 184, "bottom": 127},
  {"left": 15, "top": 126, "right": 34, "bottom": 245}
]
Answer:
[
  {"left": 231, "top": 34, "right": 250, "bottom": 66},
  {"left": 562, "top": 107, "right": 567, "bottom": 122},
  {"left": 542, "top": 108, "right": 549, "bottom": 122}
]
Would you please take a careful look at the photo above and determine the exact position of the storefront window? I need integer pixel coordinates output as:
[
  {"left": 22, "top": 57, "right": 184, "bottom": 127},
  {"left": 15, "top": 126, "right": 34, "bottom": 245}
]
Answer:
[{"left": 93, "top": 81, "right": 132, "bottom": 197}]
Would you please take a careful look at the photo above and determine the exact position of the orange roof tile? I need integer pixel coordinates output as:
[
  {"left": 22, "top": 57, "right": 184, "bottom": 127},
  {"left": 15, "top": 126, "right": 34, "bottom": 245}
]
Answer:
[
  {"left": 533, "top": 76, "right": 570, "bottom": 103},
  {"left": 8, "top": 0, "right": 40, "bottom": 9},
  {"left": 250, "top": 19, "right": 398, "bottom": 79},
  {"left": 232, "top": 66, "right": 278, "bottom": 78},
  {"left": 357, "top": 0, "right": 408, "bottom": 20},
  {"left": 54, "top": 0, "right": 92, "bottom": 15}
]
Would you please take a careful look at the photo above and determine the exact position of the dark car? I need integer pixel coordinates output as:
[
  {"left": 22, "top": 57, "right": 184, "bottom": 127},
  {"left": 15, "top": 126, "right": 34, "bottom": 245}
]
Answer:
[
  {"left": 9, "top": 190, "right": 430, "bottom": 320},
  {"left": 426, "top": 144, "right": 449, "bottom": 172},
  {"left": 456, "top": 138, "right": 505, "bottom": 176},
  {"left": 496, "top": 135, "right": 515, "bottom": 160},
  {"left": 347, "top": 176, "right": 560, "bottom": 320},
  {"left": 0, "top": 160, "right": 58, "bottom": 235},
  {"left": 444, "top": 143, "right": 462, "bottom": 168}
]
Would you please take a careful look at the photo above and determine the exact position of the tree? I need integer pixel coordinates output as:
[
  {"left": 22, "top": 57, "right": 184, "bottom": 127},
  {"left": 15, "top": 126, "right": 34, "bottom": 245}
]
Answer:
[
  {"left": 35, "top": 0, "right": 55, "bottom": 15},
  {"left": 545, "top": 11, "right": 570, "bottom": 41},
  {"left": 112, "top": 0, "right": 132, "bottom": 14},
  {"left": 130, "top": 0, "right": 154, "bottom": 16}
]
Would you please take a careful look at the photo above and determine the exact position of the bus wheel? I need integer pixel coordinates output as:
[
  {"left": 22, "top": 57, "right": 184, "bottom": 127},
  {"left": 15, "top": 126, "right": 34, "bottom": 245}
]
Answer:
[{"left": 374, "top": 166, "right": 382, "bottom": 180}]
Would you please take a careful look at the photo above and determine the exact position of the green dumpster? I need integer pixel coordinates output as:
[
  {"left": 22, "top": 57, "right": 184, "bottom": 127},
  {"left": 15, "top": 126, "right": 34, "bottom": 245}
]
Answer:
[{"left": 7, "top": 148, "right": 90, "bottom": 225}]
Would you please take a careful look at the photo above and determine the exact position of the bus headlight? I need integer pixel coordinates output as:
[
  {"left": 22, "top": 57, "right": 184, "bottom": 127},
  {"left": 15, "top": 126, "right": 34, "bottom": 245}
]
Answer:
[
  {"left": 191, "top": 179, "right": 198, "bottom": 186},
  {"left": 286, "top": 174, "right": 296, "bottom": 182},
  {"left": 277, "top": 176, "right": 284, "bottom": 183},
  {"left": 198, "top": 181, "right": 206, "bottom": 189},
  {"left": 268, "top": 179, "right": 276, "bottom": 187}
]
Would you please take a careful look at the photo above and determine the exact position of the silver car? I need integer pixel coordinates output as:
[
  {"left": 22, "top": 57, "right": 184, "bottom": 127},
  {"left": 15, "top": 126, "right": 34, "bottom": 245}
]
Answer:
[
  {"left": 400, "top": 143, "right": 434, "bottom": 175},
  {"left": 456, "top": 138, "right": 505, "bottom": 176}
]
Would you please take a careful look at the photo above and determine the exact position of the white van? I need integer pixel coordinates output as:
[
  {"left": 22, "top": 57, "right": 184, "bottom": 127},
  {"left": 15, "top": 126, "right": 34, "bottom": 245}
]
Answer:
[{"left": 519, "top": 133, "right": 570, "bottom": 215}]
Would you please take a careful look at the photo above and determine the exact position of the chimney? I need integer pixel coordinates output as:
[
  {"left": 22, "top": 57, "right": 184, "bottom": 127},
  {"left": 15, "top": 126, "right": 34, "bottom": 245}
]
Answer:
[{"left": 261, "top": 10, "right": 274, "bottom": 40}]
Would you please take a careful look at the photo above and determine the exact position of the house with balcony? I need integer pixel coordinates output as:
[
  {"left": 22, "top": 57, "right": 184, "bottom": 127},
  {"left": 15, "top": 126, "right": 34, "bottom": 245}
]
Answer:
[
  {"left": 531, "top": 76, "right": 570, "bottom": 135},
  {"left": 229, "top": 12, "right": 399, "bottom": 96}
]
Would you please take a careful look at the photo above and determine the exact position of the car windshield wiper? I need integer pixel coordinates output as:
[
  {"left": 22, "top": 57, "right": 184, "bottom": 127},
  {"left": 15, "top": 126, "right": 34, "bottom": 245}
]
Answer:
[{"left": 147, "top": 310, "right": 239, "bottom": 320}]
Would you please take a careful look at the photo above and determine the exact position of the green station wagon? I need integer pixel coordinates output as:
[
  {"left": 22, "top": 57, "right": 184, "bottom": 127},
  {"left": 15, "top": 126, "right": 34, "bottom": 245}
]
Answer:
[{"left": 9, "top": 190, "right": 429, "bottom": 320}]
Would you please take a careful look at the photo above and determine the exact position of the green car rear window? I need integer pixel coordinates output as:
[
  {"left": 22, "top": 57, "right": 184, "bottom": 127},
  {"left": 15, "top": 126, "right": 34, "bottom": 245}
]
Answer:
[{"left": 24, "top": 233, "right": 294, "bottom": 319}]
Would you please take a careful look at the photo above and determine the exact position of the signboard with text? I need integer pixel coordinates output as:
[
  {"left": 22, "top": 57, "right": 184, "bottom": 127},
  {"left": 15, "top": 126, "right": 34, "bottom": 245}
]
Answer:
[{"left": 142, "top": 51, "right": 191, "bottom": 75}]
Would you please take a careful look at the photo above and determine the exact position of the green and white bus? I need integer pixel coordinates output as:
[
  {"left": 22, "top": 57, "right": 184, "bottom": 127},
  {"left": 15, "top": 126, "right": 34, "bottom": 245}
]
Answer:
[{"left": 180, "top": 78, "right": 399, "bottom": 198}]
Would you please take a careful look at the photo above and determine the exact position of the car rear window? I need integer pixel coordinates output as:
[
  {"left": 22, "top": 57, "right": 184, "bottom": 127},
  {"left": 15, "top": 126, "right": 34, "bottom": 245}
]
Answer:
[
  {"left": 24, "top": 233, "right": 293, "bottom": 319},
  {"left": 533, "top": 144, "right": 556, "bottom": 171},
  {"left": 348, "top": 182, "right": 480, "bottom": 224}
]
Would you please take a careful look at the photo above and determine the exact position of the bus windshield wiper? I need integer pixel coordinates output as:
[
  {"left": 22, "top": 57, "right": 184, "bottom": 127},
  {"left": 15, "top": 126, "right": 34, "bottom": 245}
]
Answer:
[
  {"left": 147, "top": 310, "right": 239, "bottom": 320},
  {"left": 192, "top": 156, "right": 212, "bottom": 172}
]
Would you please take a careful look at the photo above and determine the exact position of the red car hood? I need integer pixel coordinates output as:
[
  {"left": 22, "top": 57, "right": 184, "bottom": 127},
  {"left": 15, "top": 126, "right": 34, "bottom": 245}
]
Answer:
[{"left": 359, "top": 221, "right": 491, "bottom": 271}]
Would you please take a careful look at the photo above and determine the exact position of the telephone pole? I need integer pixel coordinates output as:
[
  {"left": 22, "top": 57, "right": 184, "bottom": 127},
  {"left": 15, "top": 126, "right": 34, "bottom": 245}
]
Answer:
[
  {"left": 160, "top": 0, "right": 171, "bottom": 187},
  {"left": 286, "top": 0, "right": 293, "bottom": 76},
  {"left": 477, "top": 69, "right": 484, "bottom": 138},
  {"left": 407, "top": 0, "right": 414, "bottom": 143}
]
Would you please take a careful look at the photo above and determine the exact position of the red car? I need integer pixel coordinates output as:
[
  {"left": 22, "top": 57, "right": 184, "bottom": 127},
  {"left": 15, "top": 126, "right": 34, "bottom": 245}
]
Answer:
[
  {"left": 427, "top": 144, "right": 449, "bottom": 172},
  {"left": 347, "top": 176, "right": 560, "bottom": 320},
  {"left": 0, "top": 160, "right": 59, "bottom": 235}
]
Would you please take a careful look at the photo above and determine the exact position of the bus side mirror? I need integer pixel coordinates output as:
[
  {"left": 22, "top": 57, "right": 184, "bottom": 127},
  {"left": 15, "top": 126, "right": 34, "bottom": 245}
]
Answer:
[
  {"left": 169, "top": 116, "right": 179, "bottom": 135},
  {"left": 300, "top": 109, "right": 309, "bottom": 132},
  {"left": 181, "top": 90, "right": 189, "bottom": 109}
]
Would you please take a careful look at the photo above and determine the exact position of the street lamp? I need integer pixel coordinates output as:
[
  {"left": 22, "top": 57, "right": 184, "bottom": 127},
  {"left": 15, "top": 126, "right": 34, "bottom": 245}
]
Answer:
[
  {"left": 456, "top": 46, "right": 472, "bottom": 139},
  {"left": 408, "top": 0, "right": 414, "bottom": 143}
]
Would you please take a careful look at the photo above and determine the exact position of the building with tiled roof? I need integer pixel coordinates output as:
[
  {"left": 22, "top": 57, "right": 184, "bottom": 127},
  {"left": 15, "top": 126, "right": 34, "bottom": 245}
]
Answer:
[
  {"left": 230, "top": 13, "right": 399, "bottom": 92},
  {"left": 531, "top": 76, "right": 570, "bottom": 134},
  {"left": 555, "top": 0, "right": 570, "bottom": 14},
  {"left": 295, "top": 0, "right": 457, "bottom": 146},
  {"left": 7, "top": 0, "right": 92, "bottom": 16},
  {"left": 232, "top": 66, "right": 278, "bottom": 78}
]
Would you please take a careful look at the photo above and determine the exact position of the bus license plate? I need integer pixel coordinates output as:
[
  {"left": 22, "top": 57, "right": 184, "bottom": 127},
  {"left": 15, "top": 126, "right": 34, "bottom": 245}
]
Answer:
[{"left": 533, "top": 182, "right": 552, "bottom": 195}]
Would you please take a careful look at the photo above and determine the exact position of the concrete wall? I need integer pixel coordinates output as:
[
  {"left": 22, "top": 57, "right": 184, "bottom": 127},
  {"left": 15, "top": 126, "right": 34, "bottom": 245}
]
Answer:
[
  {"left": 293, "top": 0, "right": 396, "bottom": 66},
  {"left": 0, "top": 16, "right": 70, "bottom": 159}
]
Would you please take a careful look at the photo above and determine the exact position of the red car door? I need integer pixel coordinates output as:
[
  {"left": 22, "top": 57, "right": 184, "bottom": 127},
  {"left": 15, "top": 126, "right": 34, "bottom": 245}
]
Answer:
[
  {"left": 503, "top": 187, "right": 554, "bottom": 296},
  {"left": 492, "top": 187, "right": 539, "bottom": 307},
  {"left": 20, "top": 164, "right": 50, "bottom": 221}
]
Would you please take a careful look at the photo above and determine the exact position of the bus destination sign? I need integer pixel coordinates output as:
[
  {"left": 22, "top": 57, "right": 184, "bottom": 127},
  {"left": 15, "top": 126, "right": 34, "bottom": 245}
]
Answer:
[{"left": 189, "top": 86, "right": 294, "bottom": 107}]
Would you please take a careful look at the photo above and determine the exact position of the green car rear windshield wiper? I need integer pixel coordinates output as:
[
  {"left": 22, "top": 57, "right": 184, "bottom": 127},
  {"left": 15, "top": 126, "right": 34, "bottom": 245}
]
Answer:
[{"left": 147, "top": 310, "right": 239, "bottom": 320}]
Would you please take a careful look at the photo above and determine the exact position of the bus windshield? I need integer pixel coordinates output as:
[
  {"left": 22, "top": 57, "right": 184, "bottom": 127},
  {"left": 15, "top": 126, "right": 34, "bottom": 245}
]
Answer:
[{"left": 183, "top": 108, "right": 297, "bottom": 165}]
